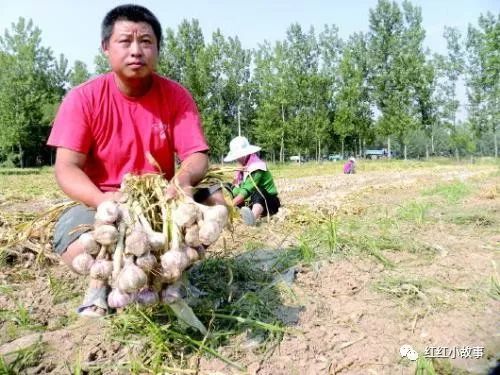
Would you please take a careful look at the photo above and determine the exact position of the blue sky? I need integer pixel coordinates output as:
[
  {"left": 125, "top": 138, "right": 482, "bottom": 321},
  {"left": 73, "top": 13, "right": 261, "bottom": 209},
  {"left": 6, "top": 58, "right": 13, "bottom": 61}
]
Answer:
[{"left": 1, "top": 0, "right": 498, "bottom": 69}]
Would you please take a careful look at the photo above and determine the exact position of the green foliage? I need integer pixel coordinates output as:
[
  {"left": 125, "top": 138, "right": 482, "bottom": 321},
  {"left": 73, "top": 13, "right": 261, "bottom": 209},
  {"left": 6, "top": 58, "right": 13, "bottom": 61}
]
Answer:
[
  {"left": 93, "top": 49, "right": 110, "bottom": 74},
  {"left": 0, "top": 342, "right": 45, "bottom": 374},
  {"left": 466, "top": 12, "right": 499, "bottom": 157},
  {"left": 69, "top": 60, "right": 90, "bottom": 87},
  {"left": 109, "top": 255, "right": 288, "bottom": 372},
  {"left": 423, "top": 181, "right": 471, "bottom": 203},
  {"left": 398, "top": 201, "right": 432, "bottom": 225},
  {"left": 1, "top": 6, "right": 499, "bottom": 168},
  {"left": 0, "top": 18, "right": 67, "bottom": 167}
]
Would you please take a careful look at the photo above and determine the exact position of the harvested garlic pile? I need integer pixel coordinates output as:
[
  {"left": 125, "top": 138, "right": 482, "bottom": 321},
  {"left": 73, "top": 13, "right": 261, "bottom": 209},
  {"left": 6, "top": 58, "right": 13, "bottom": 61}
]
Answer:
[{"left": 72, "top": 174, "right": 229, "bottom": 311}]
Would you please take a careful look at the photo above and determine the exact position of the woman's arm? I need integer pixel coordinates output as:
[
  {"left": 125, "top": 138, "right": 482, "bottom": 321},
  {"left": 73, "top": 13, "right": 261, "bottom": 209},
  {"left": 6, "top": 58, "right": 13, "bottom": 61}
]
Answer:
[{"left": 231, "top": 170, "right": 264, "bottom": 206}]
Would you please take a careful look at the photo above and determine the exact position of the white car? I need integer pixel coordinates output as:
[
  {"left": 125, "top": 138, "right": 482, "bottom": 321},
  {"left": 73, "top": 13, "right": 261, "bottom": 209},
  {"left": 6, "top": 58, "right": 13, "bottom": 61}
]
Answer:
[{"left": 289, "top": 155, "right": 305, "bottom": 162}]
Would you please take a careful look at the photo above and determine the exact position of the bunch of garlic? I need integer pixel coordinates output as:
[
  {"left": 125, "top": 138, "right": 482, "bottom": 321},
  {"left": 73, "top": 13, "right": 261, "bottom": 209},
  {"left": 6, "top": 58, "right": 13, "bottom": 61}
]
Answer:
[
  {"left": 71, "top": 187, "right": 229, "bottom": 311},
  {"left": 71, "top": 201, "right": 120, "bottom": 276},
  {"left": 158, "top": 199, "right": 228, "bottom": 303}
]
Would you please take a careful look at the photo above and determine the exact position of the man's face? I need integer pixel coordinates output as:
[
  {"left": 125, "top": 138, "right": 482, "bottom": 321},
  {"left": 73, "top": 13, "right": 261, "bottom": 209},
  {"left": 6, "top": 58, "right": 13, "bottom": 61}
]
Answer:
[{"left": 103, "top": 20, "right": 158, "bottom": 81}]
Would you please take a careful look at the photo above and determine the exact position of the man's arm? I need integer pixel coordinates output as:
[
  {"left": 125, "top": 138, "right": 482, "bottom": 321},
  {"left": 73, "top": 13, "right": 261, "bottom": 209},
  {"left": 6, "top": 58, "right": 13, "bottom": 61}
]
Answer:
[
  {"left": 55, "top": 148, "right": 117, "bottom": 208},
  {"left": 165, "top": 152, "right": 209, "bottom": 199}
]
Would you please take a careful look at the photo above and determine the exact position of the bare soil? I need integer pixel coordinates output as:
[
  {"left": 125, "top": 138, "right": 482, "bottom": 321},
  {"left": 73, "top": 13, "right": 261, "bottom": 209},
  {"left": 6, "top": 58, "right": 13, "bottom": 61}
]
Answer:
[{"left": 1, "top": 163, "right": 499, "bottom": 374}]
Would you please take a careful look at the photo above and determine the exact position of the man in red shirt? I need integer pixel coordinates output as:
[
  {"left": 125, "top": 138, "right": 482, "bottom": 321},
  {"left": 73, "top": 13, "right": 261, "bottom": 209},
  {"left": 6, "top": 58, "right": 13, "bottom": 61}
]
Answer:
[{"left": 48, "top": 4, "right": 219, "bottom": 317}]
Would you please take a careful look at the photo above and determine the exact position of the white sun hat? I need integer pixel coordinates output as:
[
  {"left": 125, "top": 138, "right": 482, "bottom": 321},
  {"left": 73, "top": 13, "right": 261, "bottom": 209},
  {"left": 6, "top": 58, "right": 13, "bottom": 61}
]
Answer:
[
  {"left": 349, "top": 157, "right": 356, "bottom": 162},
  {"left": 224, "top": 136, "right": 261, "bottom": 162}
]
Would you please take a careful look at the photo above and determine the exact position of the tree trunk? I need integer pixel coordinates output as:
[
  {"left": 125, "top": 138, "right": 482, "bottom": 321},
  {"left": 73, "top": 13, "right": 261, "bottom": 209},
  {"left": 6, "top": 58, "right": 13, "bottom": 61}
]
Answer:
[
  {"left": 318, "top": 138, "right": 321, "bottom": 163},
  {"left": 341, "top": 138, "right": 345, "bottom": 159},
  {"left": 455, "top": 147, "right": 459, "bottom": 161},
  {"left": 18, "top": 143, "right": 24, "bottom": 168},
  {"left": 494, "top": 128, "right": 498, "bottom": 158},
  {"left": 431, "top": 133, "right": 435, "bottom": 154},
  {"left": 425, "top": 143, "right": 429, "bottom": 160},
  {"left": 280, "top": 104, "right": 285, "bottom": 163},
  {"left": 404, "top": 143, "right": 407, "bottom": 160},
  {"left": 387, "top": 137, "right": 391, "bottom": 159}
]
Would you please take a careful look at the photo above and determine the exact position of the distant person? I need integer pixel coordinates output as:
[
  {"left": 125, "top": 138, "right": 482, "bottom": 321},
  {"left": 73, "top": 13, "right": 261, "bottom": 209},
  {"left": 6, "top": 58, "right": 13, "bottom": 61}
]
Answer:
[
  {"left": 47, "top": 4, "right": 223, "bottom": 317},
  {"left": 343, "top": 157, "right": 356, "bottom": 174},
  {"left": 224, "top": 136, "right": 281, "bottom": 226}
]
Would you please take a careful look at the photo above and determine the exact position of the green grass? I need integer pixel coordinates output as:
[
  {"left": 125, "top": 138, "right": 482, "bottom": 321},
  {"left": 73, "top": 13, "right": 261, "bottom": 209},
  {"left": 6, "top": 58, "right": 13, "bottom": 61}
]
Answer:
[
  {"left": 0, "top": 168, "right": 41, "bottom": 175},
  {"left": 0, "top": 168, "right": 61, "bottom": 201},
  {"left": 107, "top": 255, "right": 291, "bottom": 373},
  {"left": 415, "top": 356, "right": 437, "bottom": 375},
  {"left": 398, "top": 201, "right": 433, "bottom": 225},
  {"left": 0, "top": 303, "right": 45, "bottom": 331},
  {"left": 449, "top": 212, "right": 496, "bottom": 227},
  {"left": 47, "top": 273, "right": 81, "bottom": 304},
  {"left": 0, "top": 341, "right": 45, "bottom": 374},
  {"left": 268, "top": 157, "right": 499, "bottom": 180},
  {"left": 423, "top": 181, "right": 471, "bottom": 204}
]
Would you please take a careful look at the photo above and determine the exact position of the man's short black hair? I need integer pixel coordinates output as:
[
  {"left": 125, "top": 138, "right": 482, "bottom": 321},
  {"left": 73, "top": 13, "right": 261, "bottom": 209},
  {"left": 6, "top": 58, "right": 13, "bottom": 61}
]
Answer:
[{"left": 101, "top": 4, "right": 162, "bottom": 50}]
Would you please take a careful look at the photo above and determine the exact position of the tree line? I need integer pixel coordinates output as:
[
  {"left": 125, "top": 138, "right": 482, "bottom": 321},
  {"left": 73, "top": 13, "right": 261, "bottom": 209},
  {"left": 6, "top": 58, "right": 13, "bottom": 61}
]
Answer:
[{"left": 0, "top": 0, "right": 498, "bottom": 167}]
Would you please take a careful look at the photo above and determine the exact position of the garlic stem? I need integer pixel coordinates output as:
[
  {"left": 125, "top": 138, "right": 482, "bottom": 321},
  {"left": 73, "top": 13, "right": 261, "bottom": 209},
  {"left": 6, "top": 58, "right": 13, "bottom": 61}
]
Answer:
[
  {"left": 96, "top": 244, "right": 108, "bottom": 260},
  {"left": 112, "top": 222, "right": 127, "bottom": 281}
]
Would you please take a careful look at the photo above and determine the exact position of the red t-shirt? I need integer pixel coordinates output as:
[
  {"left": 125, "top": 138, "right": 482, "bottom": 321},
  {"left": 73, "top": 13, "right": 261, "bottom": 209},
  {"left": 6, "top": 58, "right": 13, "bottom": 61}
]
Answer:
[{"left": 47, "top": 72, "right": 208, "bottom": 191}]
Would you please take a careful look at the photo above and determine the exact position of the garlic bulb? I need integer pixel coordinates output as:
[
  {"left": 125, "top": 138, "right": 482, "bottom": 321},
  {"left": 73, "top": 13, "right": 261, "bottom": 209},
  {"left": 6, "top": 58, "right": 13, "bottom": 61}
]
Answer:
[
  {"left": 124, "top": 229, "right": 151, "bottom": 257},
  {"left": 135, "top": 252, "right": 157, "bottom": 272},
  {"left": 108, "top": 288, "right": 134, "bottom": 309},
  {"left": 148, "top": 231, "right": 166, "bottom": 251},
  {"left": 160, "top": 249, "right": 189, "bottom": 272},
  {"left": 198, "top": 221, "right": 222, "bottom": 246},
  {"left": 184, "top": 224, "right": 201, "bottom": 247},
  {"left": 161, "top": 267, "right": 181, "bottom": 284},
  {"left": 161, "top": 282, "right": 183, "bottom": 303},
  {"left": 186, "top": 247, "right": 199, "bottom": 263},
  {"left": 95, "top": 200, "right": 120, "bottom": 224},
  {"left": 117, "top": 204, "right": 133, "bottom": 226},
  {"left": 172, "top": 202, "right": 199, "bottom": 228},
  {"left": 117, "top": 257, "right": 148, "bottom": 293},
  {"left": 160, "top": 250, "right": 189, "bottom": 283},
  {"left": 136, "top": 287, "right": 159, "bottom": 305},
  {"left": 203, "top": 204, "right": 229, "bottom": 227},
  {"left": 93, "top": 224, "right": 119, "bottom": 245},
  {"left": 90, "top": 259, "right": 113, "bottom": 280},
  {"left": 79, "top": 232, "right": 100, "bottom": 255},
  {"left": 72, "top": 252, "right": 95, "bottom": 275}
]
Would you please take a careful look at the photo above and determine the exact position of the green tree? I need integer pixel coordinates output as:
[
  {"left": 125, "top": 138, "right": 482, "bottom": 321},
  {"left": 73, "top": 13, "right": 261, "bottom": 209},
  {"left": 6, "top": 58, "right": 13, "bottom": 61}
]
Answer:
[
  {"left": 94, "top": 49, "right": 109, "bottom": 74},
  {"left": 466, "top": 12, "right": 499, "bottom": 157},
  {"left": 252, "top": 41, "right": 291, "bottom": 162},
  {"left": 368, "top": 0, "right": 427, "bottom": 159},
  {"left": 0, "top": 18, "right": 59, "bottom": 167},
  {"left": 334, "top": 33, "right": 372, "bottom": 158},
  {"left": 70, "top": 60, "right": 90, "bottom": 87}
]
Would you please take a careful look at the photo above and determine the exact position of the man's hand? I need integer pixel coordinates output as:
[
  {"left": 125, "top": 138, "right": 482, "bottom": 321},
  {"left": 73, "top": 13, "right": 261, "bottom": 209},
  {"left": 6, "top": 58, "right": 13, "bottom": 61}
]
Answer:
[
  {"left": 101, "top": 191, "right": 125, "bottom": 204},
  {"left": 164, "top": 178, "right": 194, "bottom": 201},
  {"left": 165, "top": 152, "right": 208, "bottom": 201}
]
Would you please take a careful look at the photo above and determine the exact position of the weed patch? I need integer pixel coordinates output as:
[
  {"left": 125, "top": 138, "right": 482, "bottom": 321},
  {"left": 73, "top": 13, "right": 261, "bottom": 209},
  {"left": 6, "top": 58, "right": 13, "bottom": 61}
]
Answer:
[{"left": 423, "top": 181, "right": 471, "bottom": 204}]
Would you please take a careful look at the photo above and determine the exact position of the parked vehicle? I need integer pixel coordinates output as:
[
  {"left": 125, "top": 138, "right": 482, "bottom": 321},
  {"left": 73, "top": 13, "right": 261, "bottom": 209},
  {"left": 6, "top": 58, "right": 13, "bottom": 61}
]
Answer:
[
  {"left": 364, "top": 149, "right": 386, "bottom": 159},
  {"left": 289, "top": 155, "right": 305, "bottom": 162},
  {"left": 328, "top": 154, "right": 342, "bottom": 161}
]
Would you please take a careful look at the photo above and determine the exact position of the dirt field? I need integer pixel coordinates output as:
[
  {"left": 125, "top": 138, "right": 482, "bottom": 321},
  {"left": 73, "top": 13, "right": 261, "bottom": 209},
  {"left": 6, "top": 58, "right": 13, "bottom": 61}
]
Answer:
[{"left": 1, "top": 161, "right": 499, "bottom": 374}]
